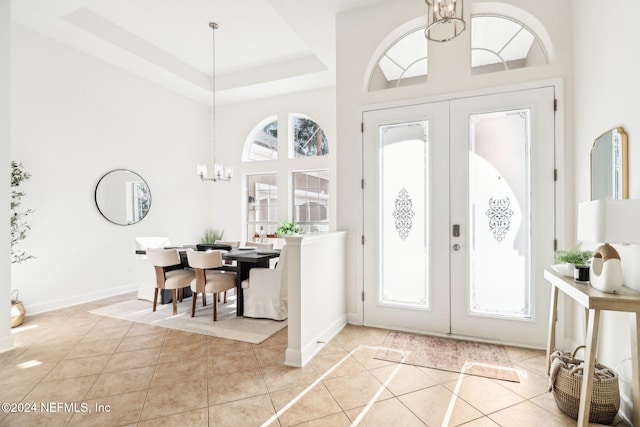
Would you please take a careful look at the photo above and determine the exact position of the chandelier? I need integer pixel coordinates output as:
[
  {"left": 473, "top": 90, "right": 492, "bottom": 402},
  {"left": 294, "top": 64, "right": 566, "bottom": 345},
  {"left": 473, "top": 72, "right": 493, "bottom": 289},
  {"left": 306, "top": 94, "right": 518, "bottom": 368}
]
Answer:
[
  {"left": 424, "top": 0, "right": 465, "bottom": 43},
  {"left": 198, "top": 22, "right": 233, "bottom": 182}
]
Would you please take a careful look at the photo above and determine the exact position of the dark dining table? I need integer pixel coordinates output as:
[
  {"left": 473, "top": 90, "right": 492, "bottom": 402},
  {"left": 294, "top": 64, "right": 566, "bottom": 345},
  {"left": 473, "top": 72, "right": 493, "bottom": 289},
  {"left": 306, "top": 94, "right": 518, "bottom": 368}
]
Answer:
[{"left": 137, "top": 245, "right": 281, "bottom": 316}]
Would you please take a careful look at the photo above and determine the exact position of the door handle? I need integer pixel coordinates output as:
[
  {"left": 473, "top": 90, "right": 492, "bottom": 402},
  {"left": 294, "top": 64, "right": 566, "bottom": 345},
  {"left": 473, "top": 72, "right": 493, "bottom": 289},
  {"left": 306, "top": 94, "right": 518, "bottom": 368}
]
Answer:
[{"left": 452, "top": 244, "right": 461, "bottom": 251}]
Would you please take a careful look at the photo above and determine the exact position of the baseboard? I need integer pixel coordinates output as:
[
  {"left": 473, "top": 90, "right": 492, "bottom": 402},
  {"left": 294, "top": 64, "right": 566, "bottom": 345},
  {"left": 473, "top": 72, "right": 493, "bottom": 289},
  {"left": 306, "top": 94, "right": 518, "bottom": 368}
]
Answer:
[
  {"left": 25, "top": 284, "right": 138, "bottom": 315},
  {"left": 619, "top": 391, "right": 634, "bottom": 427},
  {"left": 346, "top": 312, "right": 362, "bottom": 325},
  {"left": 285, "top": 314, "right": 347, "bottom": 368},
  {"left": 0, "top": 334, "right": 15, "bottom": 353}
]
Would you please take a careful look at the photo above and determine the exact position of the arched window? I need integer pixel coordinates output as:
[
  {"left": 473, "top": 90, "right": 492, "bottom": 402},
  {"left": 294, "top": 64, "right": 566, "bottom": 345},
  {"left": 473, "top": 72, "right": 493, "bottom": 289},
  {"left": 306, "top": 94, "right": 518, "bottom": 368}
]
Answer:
[
  {"left": 368, "top": 27, "right": 428, "bottom": 92},
  {"left": 289, "top": 114, "right": 329, "bottom": 158},
  {"left": 368, "top": 13, "right": 549, "bottom": 92},
  {"left": 471, "top": 15, "right": 548, "bottom": 75},
  {"left": 243, "top": 115, "right": 278, "bottom": 161}
]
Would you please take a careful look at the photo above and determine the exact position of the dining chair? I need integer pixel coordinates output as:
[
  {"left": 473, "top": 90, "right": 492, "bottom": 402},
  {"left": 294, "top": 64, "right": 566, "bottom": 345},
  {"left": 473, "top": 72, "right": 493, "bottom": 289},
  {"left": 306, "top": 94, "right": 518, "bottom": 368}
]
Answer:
[
  {"left": 186, "top": 250, "right": 237, "bottom": 321},
  {"left": 243, "top": 241, "right": 274, "bottom": 250},
  {"left": 145, "top": 248, "right": 195, "bottom": 315},
  {"left": 241, "top": 245, "right": 288, "bottom": 320}
]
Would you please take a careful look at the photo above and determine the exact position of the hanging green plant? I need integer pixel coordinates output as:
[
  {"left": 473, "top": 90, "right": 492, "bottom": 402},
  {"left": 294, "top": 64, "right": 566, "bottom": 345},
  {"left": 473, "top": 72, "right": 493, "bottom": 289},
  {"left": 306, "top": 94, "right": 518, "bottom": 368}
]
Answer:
[{"left": 11, "top": 161, "right": 35, "bottom": 264}]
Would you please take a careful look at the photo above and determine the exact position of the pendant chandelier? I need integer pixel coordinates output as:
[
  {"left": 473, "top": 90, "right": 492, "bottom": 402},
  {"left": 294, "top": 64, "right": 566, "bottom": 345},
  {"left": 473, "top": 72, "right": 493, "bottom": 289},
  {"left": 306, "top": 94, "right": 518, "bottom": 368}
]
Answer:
[
  {"left": 198, "top": 22, "right": 233, "bottom": 182},
  {"left": 424, "top": 0, "right": 465, "bottom": 43}
]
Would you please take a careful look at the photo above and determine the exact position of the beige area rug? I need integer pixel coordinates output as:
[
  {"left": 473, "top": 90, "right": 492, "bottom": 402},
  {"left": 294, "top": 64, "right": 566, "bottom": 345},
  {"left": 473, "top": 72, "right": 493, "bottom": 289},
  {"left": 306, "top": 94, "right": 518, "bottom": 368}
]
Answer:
[
  {"left": 375, "top": 331, "right": 520, "bottom": 382},
  {"left": 89, "top": 295, "right": 286, "bottom": 344}
]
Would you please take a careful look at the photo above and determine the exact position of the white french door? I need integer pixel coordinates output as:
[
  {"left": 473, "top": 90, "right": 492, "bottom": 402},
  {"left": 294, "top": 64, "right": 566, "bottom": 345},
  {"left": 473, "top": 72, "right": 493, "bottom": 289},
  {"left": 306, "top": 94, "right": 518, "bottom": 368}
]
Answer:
[{"left": 363, "top": 87, "right": 555, "bottom": 347}]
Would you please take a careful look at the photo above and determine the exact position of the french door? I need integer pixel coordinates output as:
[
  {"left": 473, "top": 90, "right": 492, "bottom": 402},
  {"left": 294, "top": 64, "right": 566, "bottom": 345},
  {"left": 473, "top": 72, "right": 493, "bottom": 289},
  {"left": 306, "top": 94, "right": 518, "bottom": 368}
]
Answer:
[{"left": 362, "top": 87, "right": 555, "bottom": 347}]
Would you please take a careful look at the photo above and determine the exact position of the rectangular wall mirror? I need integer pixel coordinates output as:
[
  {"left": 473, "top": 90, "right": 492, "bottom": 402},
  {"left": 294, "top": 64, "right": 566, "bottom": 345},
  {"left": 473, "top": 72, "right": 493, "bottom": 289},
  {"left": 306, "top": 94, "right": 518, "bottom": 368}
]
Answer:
[{"left": 591, "top": 127, "right": 628, "bottom": 200}]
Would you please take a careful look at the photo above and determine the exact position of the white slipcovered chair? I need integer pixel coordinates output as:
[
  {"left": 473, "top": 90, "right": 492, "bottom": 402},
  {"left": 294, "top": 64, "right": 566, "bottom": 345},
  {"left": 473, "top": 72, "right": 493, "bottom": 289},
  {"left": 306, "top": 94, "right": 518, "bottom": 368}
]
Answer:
[
  {"left": 241, "top": 245, "right": 288, "bottom": 320},
  {"left": 145, "top": 248, "right": 195, "bottom": 315},
  {"left": 134, "top": 236, "right": 171, "bottom": 301},
  {"left": 186, "top": 250, "right": 237, "bottom": 321}
]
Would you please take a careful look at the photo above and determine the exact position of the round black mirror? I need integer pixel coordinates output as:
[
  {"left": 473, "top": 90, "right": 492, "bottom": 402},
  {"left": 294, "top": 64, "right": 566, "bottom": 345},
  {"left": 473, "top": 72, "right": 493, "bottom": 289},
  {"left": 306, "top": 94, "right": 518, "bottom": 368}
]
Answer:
[{"left": 95, "top": 169, "right": 151, "bottom": 225}]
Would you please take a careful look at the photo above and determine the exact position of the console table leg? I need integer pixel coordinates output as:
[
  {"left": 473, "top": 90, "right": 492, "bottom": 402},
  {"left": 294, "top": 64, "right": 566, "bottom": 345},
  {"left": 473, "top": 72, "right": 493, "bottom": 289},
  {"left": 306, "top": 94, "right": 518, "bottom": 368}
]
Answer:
[
  {"left": 577, "top": 308, "right": 600, "bottom": 427},
  {"left": 546, "top": 285, "right": 559, "bottom": 375},
  {"left": 631, "top": 313, "right": 640, "bottom": 427}
]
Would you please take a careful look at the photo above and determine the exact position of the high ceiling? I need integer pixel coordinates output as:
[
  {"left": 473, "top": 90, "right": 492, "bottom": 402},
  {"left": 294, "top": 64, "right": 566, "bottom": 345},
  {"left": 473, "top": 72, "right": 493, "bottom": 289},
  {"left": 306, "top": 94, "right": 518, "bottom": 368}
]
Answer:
[{"left": 11, "top": 0, "right": 387, "bottom": 105}]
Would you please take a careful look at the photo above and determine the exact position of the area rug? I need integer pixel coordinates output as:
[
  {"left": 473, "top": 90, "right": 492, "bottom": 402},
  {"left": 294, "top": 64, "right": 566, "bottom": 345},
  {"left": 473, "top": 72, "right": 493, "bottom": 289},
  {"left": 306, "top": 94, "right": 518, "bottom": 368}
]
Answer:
[
  {"left": 375, "top": 331, "right": 520, "bottom": 382},
  {"left": 88, "top": 295, "right": 286, "bottom": 344}
]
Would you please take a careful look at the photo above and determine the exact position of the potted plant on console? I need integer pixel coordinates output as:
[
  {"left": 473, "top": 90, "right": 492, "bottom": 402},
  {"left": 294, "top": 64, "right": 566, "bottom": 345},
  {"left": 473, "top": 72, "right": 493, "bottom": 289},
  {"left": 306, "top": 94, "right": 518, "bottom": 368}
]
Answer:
[
  {"left": 275, "top": 220, "right": 301, "bottom": 237},
  {"left": 553, "top": 245, "right": 593, "bottom": 281}
]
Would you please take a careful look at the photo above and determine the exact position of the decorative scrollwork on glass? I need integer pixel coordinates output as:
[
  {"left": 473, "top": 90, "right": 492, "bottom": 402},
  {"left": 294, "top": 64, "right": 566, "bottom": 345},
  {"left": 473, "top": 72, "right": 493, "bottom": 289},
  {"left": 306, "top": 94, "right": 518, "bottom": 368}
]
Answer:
[
  {"left": 486, "top": 197, "right": 513, "bottom": 243},
  {"left": 392, "top": 188, "right": 415, "bottom": 240}
]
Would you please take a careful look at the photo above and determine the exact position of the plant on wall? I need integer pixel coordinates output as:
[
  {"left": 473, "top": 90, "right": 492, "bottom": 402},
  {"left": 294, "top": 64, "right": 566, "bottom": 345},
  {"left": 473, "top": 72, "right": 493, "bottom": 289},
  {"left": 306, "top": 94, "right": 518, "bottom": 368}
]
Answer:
[{"left": 11, "top": 161, "right": 35, "bottom": 264}]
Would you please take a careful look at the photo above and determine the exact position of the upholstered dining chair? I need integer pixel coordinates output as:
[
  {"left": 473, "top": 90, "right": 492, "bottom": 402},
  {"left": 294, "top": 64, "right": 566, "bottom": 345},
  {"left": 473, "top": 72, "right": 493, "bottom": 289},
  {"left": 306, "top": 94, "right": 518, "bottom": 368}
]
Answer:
[
  {"left": 241, "top": 245, "right": 288, "bottom": 320},
  {"left": 186, "top": 250, "right": 237, "bottom": 321},
  {"left": 243, "top": 241, "right": 274, "bottom": 249},
  {"left": 145, "top": 248, "right": 195, "bottom": 315}
]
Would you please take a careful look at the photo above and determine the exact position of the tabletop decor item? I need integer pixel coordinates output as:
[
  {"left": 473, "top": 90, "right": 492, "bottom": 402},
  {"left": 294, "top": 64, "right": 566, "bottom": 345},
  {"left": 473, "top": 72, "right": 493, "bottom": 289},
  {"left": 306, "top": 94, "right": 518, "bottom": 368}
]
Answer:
[
  {"left": 553, "top": 245, "right": 592, "bottom": 278},
  {"left": 275, "top": 220, "right": 300, "bottom": 236},
  {"left": 577, "top": 199, "right": 640, "bottom": 293}
]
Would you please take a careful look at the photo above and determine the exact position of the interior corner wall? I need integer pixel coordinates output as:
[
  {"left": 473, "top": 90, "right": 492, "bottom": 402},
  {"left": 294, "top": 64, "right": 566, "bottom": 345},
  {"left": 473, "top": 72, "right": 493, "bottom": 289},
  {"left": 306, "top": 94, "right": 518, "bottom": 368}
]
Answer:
[
  {"left": 10, "top": 24, "right": 213, "bottom": 314},
  {"left": 572, "top": 0, "right": 640, "bottom": 418},
  {"left": 0, "top": 0, "right": 15, "bottom": 352}
]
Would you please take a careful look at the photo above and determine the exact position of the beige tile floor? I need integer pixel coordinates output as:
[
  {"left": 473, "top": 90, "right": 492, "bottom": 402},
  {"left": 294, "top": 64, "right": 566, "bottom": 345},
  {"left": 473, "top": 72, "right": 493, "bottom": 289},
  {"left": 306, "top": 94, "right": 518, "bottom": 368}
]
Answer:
[{"left": 0, "top": 293, "right": 632, "bottom": 427}]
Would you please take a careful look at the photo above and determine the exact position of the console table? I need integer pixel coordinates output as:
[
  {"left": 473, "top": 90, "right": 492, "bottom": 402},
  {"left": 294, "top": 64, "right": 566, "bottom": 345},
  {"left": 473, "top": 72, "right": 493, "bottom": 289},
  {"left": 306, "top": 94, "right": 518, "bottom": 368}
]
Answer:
[{"left": 544, "top": 269, "right": 640, "bottom": 427}]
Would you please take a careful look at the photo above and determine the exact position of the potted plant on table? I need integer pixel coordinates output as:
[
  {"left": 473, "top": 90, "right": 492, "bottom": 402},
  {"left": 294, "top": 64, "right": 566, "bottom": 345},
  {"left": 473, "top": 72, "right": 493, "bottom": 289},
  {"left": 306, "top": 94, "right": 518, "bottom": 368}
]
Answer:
[
  {"left": 275, "top": 220, "right": 301, "bottom": 237},
  {"left": 553, "top": 245, "right": 593, "bottom": 279}
]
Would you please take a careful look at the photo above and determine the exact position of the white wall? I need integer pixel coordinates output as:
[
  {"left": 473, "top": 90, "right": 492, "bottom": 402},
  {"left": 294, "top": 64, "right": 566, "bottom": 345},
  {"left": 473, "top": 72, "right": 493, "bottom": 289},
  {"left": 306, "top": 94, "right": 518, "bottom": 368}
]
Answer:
[
  {"left": 209, "top": 87, "right": 336, "bottom": 243},
  {"left": 572, "top": 0, "right": 640, "bottom": 419},
  {"left": 336, "top": 0, "right": 574, "bottom": 323},
  {"left": 10, "top": 25, "right": 214, "bottom": 314},
  {"left": 1, "top": 0, "right": 15, "bottom": 352}
]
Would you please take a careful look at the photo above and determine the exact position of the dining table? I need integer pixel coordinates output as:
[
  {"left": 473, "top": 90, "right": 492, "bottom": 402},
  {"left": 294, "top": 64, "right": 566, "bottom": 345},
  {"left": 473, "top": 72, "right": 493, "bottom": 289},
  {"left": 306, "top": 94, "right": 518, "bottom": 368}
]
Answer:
[{"left": 138, "top": 245, "right": 281, "bottom": 316}]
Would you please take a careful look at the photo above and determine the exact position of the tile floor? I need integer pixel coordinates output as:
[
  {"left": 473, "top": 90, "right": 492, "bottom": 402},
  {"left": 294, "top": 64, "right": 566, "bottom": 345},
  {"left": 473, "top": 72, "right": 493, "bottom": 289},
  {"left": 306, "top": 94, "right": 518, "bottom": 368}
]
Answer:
[{"left": 0, "top": 293, "right": 631, "bottom": 426}]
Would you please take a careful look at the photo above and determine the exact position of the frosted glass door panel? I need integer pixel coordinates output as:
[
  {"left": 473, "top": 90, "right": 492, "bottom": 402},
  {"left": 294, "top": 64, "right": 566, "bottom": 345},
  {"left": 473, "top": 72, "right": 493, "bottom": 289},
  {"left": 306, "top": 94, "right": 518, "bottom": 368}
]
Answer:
[
  {"left": 380, "top": 122, "right": 429, "bottom": 308},
  {"left": 469, "top": 110, "right": 531, "bottom": 318}
]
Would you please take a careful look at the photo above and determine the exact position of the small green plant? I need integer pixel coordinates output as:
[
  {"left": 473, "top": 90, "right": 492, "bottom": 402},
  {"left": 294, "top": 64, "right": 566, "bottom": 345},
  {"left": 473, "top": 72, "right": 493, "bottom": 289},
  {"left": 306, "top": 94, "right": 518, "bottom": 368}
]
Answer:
[
  {"left": 555, "top": 245, "right": 593, "bottom": 266},
  {"left": 275, "top": 220, "right": 300, "bottom": 236},
  {"left": 11, "top": 161, "right": 35, "bottom": 264},
  {"left": 200, "top": 228, "right": 224, "bottom": 244}
]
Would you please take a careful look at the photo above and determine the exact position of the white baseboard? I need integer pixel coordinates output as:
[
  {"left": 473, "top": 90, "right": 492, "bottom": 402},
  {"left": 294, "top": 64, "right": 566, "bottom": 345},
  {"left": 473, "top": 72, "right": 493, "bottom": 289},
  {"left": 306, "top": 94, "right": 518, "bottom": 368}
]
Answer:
[
  {"left": 285, "top": 314, "right": 347, "bottom": 368},
  {"left": 346, "top": 312, "right": 362, "bottom": 325},
  {"left": 25, "top": 284, "right": 137, "bottom": 315},
  {"left": 0, "top": 334, "right": 15, "bottom": 354}
]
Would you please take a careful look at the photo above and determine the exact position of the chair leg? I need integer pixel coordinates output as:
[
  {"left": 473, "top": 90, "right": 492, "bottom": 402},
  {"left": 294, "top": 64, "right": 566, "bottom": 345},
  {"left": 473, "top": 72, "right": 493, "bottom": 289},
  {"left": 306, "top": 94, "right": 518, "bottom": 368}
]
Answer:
[
  {"left": 223, "top": 291, "right": 227, "bottom": 304},
  {"left": 213, "top": 293, "right": 218, "bottom": 321},
  {"left": 191, "top": 292, "right": 197, "bottom": 317},
  {"left": 202, "top": 292, "right": 207, "bottom": 307},
  {"left": 178, "top": 288, "right": 183, "bottom": 302},
  {"left": 153, "top": 288, "right": 159, "bottom": 312},
  {"left": 172, "top": 289, "right": 178, "bottom": 315}
]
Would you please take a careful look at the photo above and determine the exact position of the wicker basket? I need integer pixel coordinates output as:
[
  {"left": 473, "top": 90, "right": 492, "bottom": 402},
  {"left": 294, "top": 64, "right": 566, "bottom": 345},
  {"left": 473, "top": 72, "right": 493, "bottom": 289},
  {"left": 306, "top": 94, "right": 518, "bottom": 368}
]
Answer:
[
  {"left": 550, "top": 346, "right": 620, "bottom": 424},
  {"left": 11, "top": 289, "right": 26, "bottom": 328}
]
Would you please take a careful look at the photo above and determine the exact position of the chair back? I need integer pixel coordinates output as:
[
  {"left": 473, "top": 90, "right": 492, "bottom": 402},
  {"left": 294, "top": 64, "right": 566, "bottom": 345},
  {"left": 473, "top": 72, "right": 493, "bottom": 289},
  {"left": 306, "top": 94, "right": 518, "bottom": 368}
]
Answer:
[
  {"left": 244, "top": 242, "right": 274, "bottom": 249},
  {"left": 187, "top": 250, "right": 224, "bottom": 270},
  {"left": 215, "top": 240, "right": 240, "bottom": 249},
  {"left": 146, "top": 248, "right": 181, "bottom": 267}
]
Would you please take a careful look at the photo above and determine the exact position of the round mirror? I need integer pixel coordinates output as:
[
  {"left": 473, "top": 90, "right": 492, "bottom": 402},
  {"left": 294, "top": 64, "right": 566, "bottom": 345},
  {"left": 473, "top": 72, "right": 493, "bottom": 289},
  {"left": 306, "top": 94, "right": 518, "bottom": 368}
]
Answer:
[
  {"left": 95, "top": 169, "right": 151, "bottom": 225},
  {"left": 591, "top": 127, "right": 628, "bottom": 200}
]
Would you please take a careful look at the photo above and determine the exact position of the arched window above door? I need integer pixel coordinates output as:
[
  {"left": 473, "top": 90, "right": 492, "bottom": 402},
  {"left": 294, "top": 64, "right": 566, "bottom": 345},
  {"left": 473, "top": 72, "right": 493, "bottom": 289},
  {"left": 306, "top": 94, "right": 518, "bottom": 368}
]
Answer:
[
  {"left": 471, "top": 15, "right": 548, "bottom": 75},
  {"left": 368, "top": 11, "right": 550, "bottom": 92}
]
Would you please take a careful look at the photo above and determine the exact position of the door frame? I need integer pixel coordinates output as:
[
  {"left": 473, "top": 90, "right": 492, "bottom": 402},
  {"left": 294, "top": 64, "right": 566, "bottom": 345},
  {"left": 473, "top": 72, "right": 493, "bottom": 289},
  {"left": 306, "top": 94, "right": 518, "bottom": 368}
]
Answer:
[{"left": 357, "top": 79, "right": 566, "bottom": 348}]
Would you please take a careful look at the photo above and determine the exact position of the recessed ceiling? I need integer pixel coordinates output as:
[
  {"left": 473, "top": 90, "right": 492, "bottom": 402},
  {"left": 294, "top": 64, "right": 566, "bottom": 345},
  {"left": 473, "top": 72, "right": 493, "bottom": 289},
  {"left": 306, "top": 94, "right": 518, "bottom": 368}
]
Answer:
[{"left": 10, "top": 0, "right": 388, "bottom": 105}]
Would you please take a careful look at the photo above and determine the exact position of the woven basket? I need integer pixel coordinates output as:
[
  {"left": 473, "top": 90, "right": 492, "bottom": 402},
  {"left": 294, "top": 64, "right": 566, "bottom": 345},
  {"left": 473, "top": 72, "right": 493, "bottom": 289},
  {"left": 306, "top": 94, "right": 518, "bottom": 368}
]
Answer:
[
  {"left": 11, "top": 289, "right": 26, "bottom": 328},
  {"left": 551, "top": 346, "right": 620, "bottom": 424}
]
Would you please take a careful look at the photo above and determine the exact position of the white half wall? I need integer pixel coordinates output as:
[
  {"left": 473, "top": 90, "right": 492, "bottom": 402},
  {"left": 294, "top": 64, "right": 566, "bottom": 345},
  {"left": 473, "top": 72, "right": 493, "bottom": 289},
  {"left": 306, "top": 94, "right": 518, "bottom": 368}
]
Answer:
[
  {"left": 285, "top": 232, "right": 347, "bottom": 367},
  {"left": 10, "top": 24, "right": 214, "bottom": 314}
]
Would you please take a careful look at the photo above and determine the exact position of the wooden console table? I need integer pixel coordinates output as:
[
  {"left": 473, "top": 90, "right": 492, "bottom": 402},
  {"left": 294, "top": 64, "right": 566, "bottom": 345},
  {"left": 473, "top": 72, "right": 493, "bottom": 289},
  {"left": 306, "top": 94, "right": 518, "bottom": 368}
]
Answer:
[{"left": 544, "top": 269, "right": 640, "bottom": 427}]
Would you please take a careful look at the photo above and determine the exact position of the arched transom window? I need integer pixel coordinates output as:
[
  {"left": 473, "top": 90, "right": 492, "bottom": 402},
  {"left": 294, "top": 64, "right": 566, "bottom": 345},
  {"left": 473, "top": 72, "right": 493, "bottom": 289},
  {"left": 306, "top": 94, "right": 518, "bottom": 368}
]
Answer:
[{"left": 368, "top": 14, "right": 549, "bottom": 92}]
